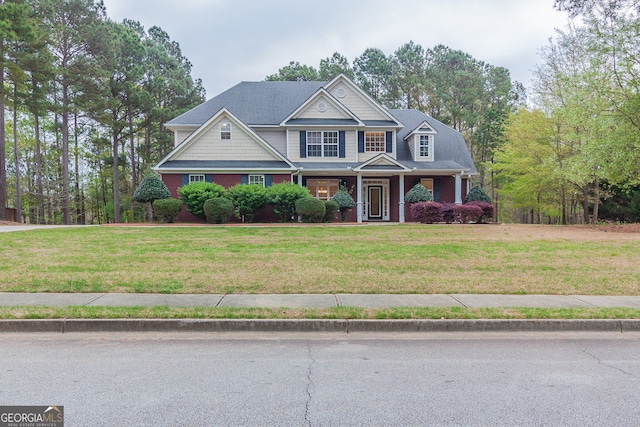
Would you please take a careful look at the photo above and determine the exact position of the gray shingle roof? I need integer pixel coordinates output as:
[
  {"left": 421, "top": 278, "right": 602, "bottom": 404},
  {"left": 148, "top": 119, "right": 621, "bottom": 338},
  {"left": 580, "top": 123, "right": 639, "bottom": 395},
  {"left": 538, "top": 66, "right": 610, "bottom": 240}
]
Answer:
[{"left": 167, "top": 81, "right": 326, "bottom": 126}]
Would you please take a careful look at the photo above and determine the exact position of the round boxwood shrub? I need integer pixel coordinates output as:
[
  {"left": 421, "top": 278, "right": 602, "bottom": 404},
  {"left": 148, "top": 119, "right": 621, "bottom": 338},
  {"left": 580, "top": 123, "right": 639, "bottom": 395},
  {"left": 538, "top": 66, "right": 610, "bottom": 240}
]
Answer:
[
  {"left": 455, "top": 204, "right": 483, "bottom": 223},
  {"left": 177, "top": 182, "right": 227, "bottom": 218},
  {"left": 410, "top": 201, "right": 443, "bottom": 224},
  {"left": 322, "top": 200, "right": 339, "bottom": 223},
  {"left": 295, "top": 197, "right": 326, "bottom": 223},
  {"left": 464, "top": 185, "right": 491, "bottom": 203},
  {"left": 405, "top": 183, "right": 433, "bottom": 204},
  {"left": 203, "top": 197, "right": 233, "bottom": 224},
  {"left": 152, "top": 198, "right": 182, "bottom": 223}
]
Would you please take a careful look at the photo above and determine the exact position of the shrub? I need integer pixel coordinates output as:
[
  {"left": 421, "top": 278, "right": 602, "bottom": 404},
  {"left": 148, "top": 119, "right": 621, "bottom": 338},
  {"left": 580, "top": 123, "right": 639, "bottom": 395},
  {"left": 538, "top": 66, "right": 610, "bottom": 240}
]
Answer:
[
  {"left": 177, "top": 182, "right": 227, "bottom": 218},
  {"left": 133, "top": 174, "right": 171, "bottom": 221},
  {"left": 323, "top": 200, "right": 339, "bottom": 223},
  {"left": 332, "top": 186, "right": 356, "bottom": 221},
  {"left": 464, "top": 185, "right": 491, "bottom": 203},
  {"left": 405, "top": 183, "right": 433, "bottom": 204},
  {"left": 466, "top": 201, "right": 494, "bottom": 223},
  {"left": 441, "top": 202, "right": 456, "bottom": 224},
  {"left": 295, "top": 197, "right": 326, "bottom": 223},
  {"left": 203, "top": 197, "right": 233, "bottom": 224},
  {"left": 152, "top": 198, "right": 182, "bottom": 223},
  {"left": 228, "top": 184, "right": 267, "bottom": 222},
  {"left": 410, "top": 202, "right": 443, "bottom": 224},
  {"left": 266, "top": 182, "right": 311, "bottom": 222},
  {"left": 455, "top": 204, "right": 483, "bottom": 223}
]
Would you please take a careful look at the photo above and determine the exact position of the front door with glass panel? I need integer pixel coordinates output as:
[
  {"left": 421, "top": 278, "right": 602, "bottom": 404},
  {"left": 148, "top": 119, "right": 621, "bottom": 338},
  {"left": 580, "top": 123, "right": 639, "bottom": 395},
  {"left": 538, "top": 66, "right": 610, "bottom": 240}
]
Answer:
[{"left": 368, "top": 186, "right": 383, "bottom": 220}]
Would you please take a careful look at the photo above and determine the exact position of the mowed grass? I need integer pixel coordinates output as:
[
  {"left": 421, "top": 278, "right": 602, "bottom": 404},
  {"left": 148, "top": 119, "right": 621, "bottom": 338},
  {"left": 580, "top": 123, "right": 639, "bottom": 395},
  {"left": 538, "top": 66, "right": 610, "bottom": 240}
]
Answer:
[{"left": 1, "top": 223, "right": 640, "bottom": 295}]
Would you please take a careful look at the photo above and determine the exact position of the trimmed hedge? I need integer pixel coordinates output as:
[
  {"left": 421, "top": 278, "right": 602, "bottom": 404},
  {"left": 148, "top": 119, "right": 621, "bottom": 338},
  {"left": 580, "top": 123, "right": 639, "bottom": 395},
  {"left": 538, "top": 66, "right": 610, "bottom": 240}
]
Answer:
[
  {"left": 455, "top": 204, "right": 483, "bottom": 223},
  {"left": 410, "top": 202, "right": 443, "bottom": 224},
  {"left": 295, "top": 197, "right": 326, "bottom": 223},
  {"left": 267, "top": 183, "right": 311, "bottom": 222},
  {"left": 323, "top": 200, "right": 339, "bottom": 223},
  {"left": 152, "top": 198, "right": 182, "bottom": 223},
  {"left": 466, "top": 201, "right": 494, "bottom": 223},
  {"left": 228, "top": 184, "right": 267, "bottom": 222},
  {"left": 203, "top": 197, "right": 233, "bottom": 224},
  {"left": 441, "top": 202, "right": 456, "bottom": 224}
]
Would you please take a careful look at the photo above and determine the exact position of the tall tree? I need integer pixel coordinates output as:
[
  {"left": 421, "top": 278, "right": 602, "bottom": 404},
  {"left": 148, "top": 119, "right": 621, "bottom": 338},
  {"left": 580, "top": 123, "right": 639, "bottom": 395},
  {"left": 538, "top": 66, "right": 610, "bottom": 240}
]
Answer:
[
  {"left": 353, "top": 47, "right": 392, "bottom": 101},
  {"left": 389, "top": 41, "right": 426, "bottom": 109},
  {"left": 319, "top": 52, "right": 353, "bottom": 80},
  {"left": 265, "top": 60, "right": 319, "bottom": 82}
]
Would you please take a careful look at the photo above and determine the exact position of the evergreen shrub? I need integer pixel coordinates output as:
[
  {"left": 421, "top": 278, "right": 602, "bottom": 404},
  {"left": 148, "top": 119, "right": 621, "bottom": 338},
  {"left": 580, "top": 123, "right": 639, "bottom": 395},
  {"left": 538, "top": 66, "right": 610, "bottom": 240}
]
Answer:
[
  {"left": 464, "top": 185, "right": 491, "bottom": 203},
  {"left": 405, "top": 183, "right": 433, "bottom": 204},
  {"left": 322, "top": 200, "right": 339, "bottom": 223},
  {"left": 177, "top": 182, "right": 227, "bottom": 218},
  {"left": 203, "top": 197, "right": 233, "bottom": 224},
  {"left": 228, "top": 184, "right": 267, "bottom": 222},
  {"left": 295, "top": 197, "right": 326, "bottom": 223},
  {"left": 152, "top": 198, "right": 183, "bottom": 223},
  {"left": 267, "top": 183, "right": 311, "bottom": 222}
]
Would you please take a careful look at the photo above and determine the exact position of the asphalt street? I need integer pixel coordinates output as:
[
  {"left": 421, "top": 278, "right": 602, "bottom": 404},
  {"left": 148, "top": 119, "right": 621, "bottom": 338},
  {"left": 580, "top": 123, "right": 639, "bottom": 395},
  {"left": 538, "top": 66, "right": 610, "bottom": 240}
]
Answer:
[{"left": 1, "top": 332, "right": 639, "bottom": 426}]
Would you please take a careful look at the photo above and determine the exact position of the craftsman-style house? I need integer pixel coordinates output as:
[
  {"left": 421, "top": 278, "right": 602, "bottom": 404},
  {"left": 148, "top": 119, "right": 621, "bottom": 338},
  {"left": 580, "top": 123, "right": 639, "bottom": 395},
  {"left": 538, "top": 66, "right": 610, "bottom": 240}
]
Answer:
[{"left": 154, "top": 74, "right": 477, "bottom": 222}]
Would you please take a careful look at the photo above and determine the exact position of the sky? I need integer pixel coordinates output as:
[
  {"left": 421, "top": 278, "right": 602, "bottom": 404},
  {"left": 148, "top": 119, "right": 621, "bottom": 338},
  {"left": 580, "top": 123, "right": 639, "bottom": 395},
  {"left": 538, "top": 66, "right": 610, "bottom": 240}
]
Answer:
[{"left": 101, "top": 0, "right": 571, "bottom": 99}]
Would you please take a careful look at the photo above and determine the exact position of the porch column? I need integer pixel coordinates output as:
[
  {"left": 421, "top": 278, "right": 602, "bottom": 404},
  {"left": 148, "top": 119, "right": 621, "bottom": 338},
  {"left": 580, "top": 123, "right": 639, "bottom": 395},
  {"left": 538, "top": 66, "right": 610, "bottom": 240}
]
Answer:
[
  {"left": 357, "top": 174, "right": 363, "bottom": 223},
  {"left": 455, "top": 172, "right": 462, "bottom": 204},
  {"left": 298, "top": 172, "right": 303, "bottom": 186},
  {"left": 399, "top": 174, "right": 405, "bottom": 223}
]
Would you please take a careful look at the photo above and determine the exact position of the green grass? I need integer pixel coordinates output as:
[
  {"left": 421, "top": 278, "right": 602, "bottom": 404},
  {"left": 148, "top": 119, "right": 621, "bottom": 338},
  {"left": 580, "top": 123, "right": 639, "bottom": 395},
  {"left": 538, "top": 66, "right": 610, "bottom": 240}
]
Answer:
[
  {"left": 1, "top": 306, "right": 638, "bottom": 320},
  {"left": 1, "top": 224, "right": 640, "bottom": 295}
]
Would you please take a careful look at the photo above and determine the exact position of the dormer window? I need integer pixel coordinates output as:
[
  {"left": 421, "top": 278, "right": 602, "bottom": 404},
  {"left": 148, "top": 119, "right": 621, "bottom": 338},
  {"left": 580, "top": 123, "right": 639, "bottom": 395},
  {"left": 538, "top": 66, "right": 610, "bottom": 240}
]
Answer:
[
  {"left": 220, "top": 122, "right": 231, "bottom": 140},
  {"left": 419, "top": 135, "right": 430, "bottom": 158}
]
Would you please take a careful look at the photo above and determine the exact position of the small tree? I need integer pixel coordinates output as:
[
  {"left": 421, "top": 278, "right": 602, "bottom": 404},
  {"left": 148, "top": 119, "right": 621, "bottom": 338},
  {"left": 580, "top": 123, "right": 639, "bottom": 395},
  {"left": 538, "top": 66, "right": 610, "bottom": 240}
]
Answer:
[
  {"left": 177, "top": 182, "right": 227, "bottom": 218},
  {"left": 228, "top": 184, "right": 267, "bottom": 222},
  {"left": 464, "top": 185, "right": 491, "bottom": 203},
  {"left": 133, "top": 174, "right": 171, "bottom": 221},
  {"left": 203, "top": 197, "right": 234, "bottom": 224},
  {"left": 266, "top": 183, "right": 311, "bottom": 222},
  {"left": 405, "top": 183, "right": 433, "bottom": 204},
  {"left": 332, "top": 186, "right": 356, "bottom": 221}
]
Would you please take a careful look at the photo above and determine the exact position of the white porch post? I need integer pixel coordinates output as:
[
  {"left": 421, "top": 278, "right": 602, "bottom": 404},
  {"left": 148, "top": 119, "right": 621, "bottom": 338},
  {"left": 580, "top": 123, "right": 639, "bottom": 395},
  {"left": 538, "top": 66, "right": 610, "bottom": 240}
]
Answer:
[
  {"left": 455, "top": 172, "right": 462, "bottom": 204},
  {"left": 298, "top": 171, "right": 303, "bottom": 186},
  {"left": 357, "top": 174, "right": 363, "bottom": 223},
  {"left": 399, "top": 174, "right": 405, "bottom": 223}
]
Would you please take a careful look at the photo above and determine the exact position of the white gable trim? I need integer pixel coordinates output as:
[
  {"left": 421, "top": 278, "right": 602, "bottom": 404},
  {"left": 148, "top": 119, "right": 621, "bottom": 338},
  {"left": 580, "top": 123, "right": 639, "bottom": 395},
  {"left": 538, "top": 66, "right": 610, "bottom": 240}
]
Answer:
[
  {"left": 324, "top": 74, "right": 404, "bottom": 128},
  {"left": 353, "top": 153, "right": 412, "bottom": 173},
  {"left": 404, "top": 120, "right": 438, "bottom": 140},
  {"left": 154, "top": 107, "right": 296, "bottom": 170},
  {"left": 279, "top": 88, "right": 363, "bottom": 126}
]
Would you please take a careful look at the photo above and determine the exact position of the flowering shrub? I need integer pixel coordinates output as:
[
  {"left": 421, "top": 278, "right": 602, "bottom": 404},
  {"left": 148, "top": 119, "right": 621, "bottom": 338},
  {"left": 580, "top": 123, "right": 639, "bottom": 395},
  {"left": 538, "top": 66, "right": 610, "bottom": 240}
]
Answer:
[
  {"left": 410, "top": 202, "right": 443, "bottom": 224},
  {"left": 465, "top": 201, "right": 494, "bottom": 223},
  {"left": 454, "top": 204, "right": 483, "bottom": 223}
]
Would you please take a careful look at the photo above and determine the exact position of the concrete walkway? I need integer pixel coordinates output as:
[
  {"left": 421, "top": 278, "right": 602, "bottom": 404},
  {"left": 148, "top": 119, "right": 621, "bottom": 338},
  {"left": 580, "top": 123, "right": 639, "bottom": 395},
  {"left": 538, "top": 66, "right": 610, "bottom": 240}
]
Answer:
[{"left": 2, "top": 292, "right": 640, "bottom": 308}]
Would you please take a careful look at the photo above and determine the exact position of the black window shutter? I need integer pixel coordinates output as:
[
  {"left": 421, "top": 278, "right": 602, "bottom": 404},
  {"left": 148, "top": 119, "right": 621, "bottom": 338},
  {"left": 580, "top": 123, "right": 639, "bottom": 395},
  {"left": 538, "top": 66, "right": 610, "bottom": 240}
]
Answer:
[
  {"left": 299, "top": 131, "right": 307, "bottom": 158},
  {"left": 385, "top": 131, "right": 393, "bottom": 153},
  {"left": 358, "top": 131, "right": 365, "bottom": 153},
  {"left": 240, "top": 175, "right": 248, "bottom": 184},
  {"left": 339, "top": 131, "right": 346, "bottom": 158},
  {"left": 434, "top": 178, "right": 441, "bottom": 202},
  {"left": 265, "top": 174, "right": 272, "bottom": 187},
  {"left": 181, "top": 174, "right": 189, "bottom": 186}
]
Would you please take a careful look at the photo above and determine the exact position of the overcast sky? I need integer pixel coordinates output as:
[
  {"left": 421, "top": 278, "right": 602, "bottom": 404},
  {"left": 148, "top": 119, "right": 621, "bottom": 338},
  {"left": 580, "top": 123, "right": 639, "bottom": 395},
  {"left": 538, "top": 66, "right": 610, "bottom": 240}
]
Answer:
[{"left": 101, "top": 0, "right": 570, "bottom": 99}]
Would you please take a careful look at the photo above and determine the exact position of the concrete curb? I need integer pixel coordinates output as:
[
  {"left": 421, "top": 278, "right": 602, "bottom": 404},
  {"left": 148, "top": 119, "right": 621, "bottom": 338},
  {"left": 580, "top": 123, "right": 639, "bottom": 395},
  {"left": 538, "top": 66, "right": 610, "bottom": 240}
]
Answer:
[{"left": 2, "top": 319, "right": 640, "bottom": 333}]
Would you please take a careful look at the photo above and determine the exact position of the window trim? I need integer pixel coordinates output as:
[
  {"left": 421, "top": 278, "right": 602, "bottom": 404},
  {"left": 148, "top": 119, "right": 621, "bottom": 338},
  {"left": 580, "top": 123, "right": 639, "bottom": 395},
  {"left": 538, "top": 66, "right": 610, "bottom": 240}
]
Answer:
[
  {"left": 248, "top": 174, "right": 265, "bottom": 187},
  {"left": 420, "top": 178, "right": 434, "bottom": 195},
  {"left": 365, "top": 131, "right": 386, "bottom": 153},
  {"left": 189, "top": 174, "right": 205, "bottom": 183},
  {"left": 306, "top": 179, "right": 340, "bottom": 200},
  {"left": 419, "top": 135, "right": 430, "bottom": 158},
  {"left": 220, "top": 122, "right": 231, "bottom": 140},
  {"left": 306, "top": 130, "right": 339, "bottom": 158}
]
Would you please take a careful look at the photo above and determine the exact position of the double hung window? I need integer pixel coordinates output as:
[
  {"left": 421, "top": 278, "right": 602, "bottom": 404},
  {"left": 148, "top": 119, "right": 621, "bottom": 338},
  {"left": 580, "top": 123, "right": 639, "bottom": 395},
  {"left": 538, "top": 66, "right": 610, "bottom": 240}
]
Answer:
[{"left": 307, "top": 131, "right": 338, "bottom": 158}]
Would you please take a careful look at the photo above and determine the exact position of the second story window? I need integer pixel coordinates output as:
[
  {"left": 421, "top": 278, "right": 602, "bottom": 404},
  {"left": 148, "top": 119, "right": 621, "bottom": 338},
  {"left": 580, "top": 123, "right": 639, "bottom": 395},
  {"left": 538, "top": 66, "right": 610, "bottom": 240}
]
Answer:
[
  {"left": 419, "top": 135, "right": 430, "bottom": 157},
  {"left": 307, "top": 131, "right": 338, "bottom": 158},
  {"left": 365, "top": 132, "right": 386, "bottom": 152},
  {"left": 220, "top": 122, "right": 231, "bottom": 140}
]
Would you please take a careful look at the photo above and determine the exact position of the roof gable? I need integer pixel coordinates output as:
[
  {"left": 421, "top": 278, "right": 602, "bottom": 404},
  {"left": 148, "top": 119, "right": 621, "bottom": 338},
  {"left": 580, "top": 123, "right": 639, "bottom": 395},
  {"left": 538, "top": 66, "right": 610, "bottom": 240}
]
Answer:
[
  {"left": 353, "top": 153, "right": 412, "bottom": 172},
  {"left": 156, "top": 108, "right": 295, "bottom": 170},
  {"left": 281, "top": 88, "right": 363, "bottom": 126}
]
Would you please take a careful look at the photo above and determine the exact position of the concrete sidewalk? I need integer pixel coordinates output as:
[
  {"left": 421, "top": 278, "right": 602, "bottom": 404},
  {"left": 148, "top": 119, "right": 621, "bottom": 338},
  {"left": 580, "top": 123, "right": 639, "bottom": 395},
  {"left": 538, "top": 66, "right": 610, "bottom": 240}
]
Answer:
[{"left": 2, "top": 292, "right": 640, "bottom": 308}]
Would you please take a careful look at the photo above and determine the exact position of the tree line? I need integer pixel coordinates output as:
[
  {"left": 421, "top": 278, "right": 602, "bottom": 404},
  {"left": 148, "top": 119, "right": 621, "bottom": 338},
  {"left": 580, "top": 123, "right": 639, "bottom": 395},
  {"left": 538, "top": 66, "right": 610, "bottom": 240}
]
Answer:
[{"left": 0, "top": 0, "right": 204, "bottom": 224}]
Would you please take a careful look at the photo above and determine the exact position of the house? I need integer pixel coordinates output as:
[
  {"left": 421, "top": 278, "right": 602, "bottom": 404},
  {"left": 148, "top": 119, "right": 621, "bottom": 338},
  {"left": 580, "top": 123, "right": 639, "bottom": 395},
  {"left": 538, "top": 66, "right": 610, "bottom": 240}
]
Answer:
[{"left": 154, "top": 74, "right": 477, "bottom": 222}]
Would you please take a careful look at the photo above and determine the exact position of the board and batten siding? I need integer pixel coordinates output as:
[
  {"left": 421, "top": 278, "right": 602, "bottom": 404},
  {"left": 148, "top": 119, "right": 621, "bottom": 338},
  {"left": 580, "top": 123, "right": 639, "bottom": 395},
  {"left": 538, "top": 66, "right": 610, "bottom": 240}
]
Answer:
[
  {"left": 288, "top": 128, "right": 357, "bottom": 163},
  {"left": 176, "top": 118, "right": 279, "bottom": 161},
  {"left": 328, "top": 83, "right": 390, "bottom": 122}
]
